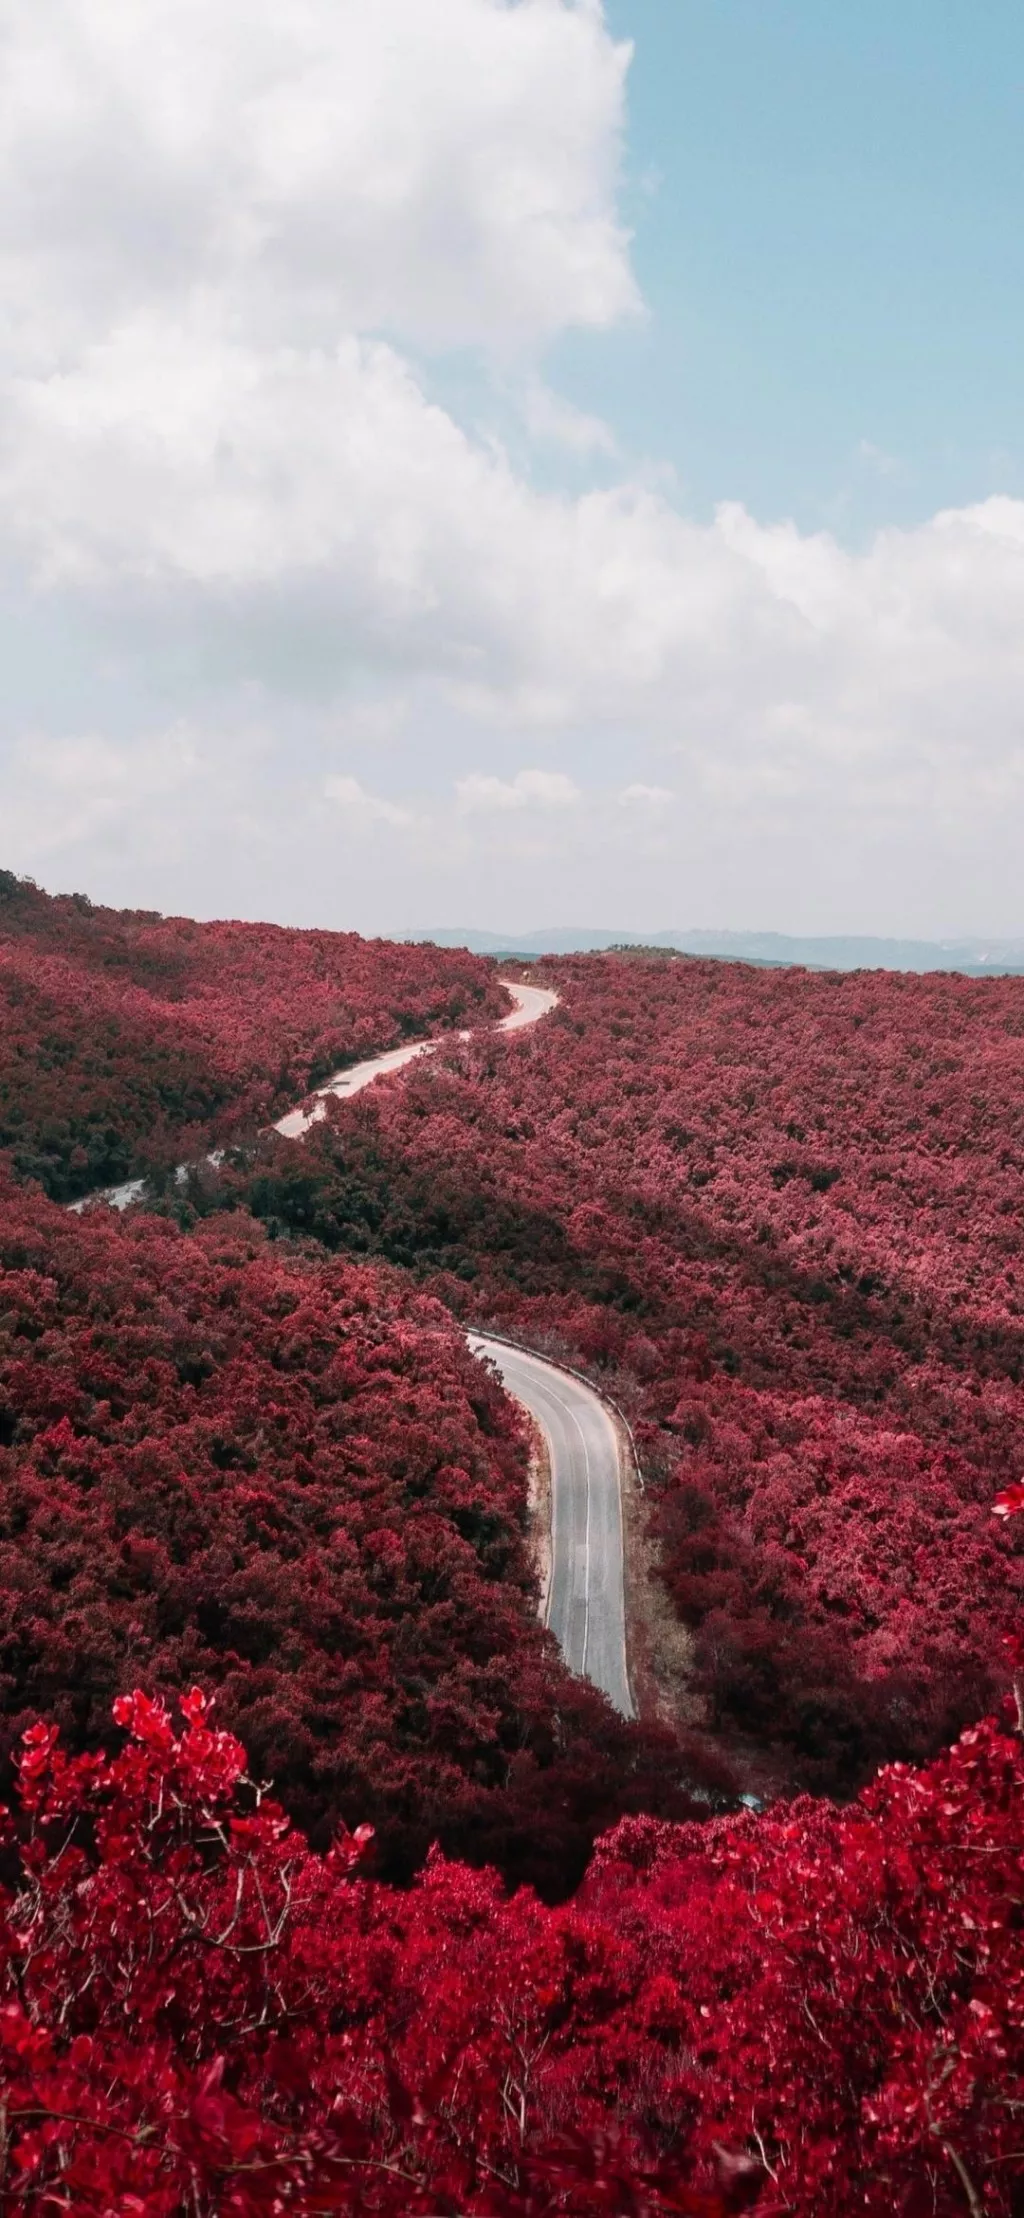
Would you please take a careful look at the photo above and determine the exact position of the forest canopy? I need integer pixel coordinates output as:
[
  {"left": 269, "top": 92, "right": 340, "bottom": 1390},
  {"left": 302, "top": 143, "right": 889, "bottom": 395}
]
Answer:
[
  {"left": 200, "top": 951, "right": 1024, "bottom": 1797},
  {"left": 0, "top": 1169, "right": 707, "bottom": 1893},
  {"left": 0, "top": 870, "right": 502, "bottom": 1200},
  {"left": 1, "top": 886, "right": 1022, "bottom": 2212}
]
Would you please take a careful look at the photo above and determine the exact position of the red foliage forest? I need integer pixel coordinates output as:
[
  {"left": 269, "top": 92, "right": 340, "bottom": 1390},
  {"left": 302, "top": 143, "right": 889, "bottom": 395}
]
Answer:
[
  {"left": 2, "top": 888, "right": 1023, "bottom": 2213},
  {"left": 0, "top": 1680, "right": 1019, "bottom": 2214},
  {"left": 0, "top": 1171, "right": 706, "bottom": 1894},
  {"left": 205, "top": 953, "right": 1024, "bottom": 1795},
  {"left": 0, "top": 869, "right": 502, "bottom": 1201}
]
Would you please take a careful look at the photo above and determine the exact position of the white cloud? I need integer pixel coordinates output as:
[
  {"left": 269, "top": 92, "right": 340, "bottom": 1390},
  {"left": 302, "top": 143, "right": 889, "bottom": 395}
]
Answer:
[
  {"left": 520, "top": 375, "right": 618, "bottom": 456},
  {"left": 857, "top": 439, "right": 905, "bottom": 481},
  {"left": 1, "top": 1, "right": 1024, "bottom": 934},
  {"left": 0, "top": 725, "right": 207, "bottom": 862},
  {"left": 0, "top": 0, "right": 635, "bottom": 361},
  {"left": 324, "top": 774, "right": 412, "bottom": 827},
  {"left": 456, "top": 768, "right": 581, "bottom": 813},
  {"left": 13, "top": 285, "right": 1021, "bottom": 817}
]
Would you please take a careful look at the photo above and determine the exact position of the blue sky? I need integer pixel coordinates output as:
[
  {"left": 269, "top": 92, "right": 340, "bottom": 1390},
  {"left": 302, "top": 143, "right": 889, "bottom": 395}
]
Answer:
[
  {"left": 1, "top": 1, "right": 1023, "bottom": 938},
  {"left": 557, "top": 1, "right": 1024, "bottom": 533}
]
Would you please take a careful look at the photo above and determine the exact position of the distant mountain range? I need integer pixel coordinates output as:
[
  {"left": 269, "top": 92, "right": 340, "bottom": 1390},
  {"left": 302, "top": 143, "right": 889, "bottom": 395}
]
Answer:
[{"left": 408, "top": 927, "right": 1024, "bottom": 975}]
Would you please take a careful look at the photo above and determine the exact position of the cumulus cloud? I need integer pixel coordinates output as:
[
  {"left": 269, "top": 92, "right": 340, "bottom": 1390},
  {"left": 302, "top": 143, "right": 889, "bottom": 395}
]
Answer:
[
  {"left": 519, "top": 375, "right": 618, "bottom": 456},
  {"left": 0, "top": 0, "right": 635, "bottom": 361},
  {"left": 11, "top": 293, "right": 1024, "bottom": 809},
  {"left": 324, "top": 774, "right": 413, "bottom": 828},
  {"left": 2, "top": 0, "right": 1024, "bottom": 934},
  {"left": 456, "top": 769, "right": 581, "bottom": 813}
]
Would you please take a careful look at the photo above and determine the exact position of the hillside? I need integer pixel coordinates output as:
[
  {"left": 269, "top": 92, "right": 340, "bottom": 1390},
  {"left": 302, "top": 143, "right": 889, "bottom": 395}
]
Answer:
[
  {"left": 0, "top": 870, "right": 503, "bottom": 1201},
  {"left": 205, "top": 952, "right": 1024, "bottom": 1796},
  {"left": 1, "top": 890, "right": 1022, "bottom": 2212},
  {"left": 0, "top": 1169, "right": 706, "bottom": 1894}
]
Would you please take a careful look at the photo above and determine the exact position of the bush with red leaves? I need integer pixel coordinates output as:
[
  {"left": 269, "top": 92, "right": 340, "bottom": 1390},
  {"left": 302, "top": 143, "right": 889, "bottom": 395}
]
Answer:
[
  {"left": 0, "top": 869, "right": 502, "bottom": 1199},
  {"left": 202, "top": 953, "right": 1024, "bottom": 1793},
  {"left": 0, "top": 1679, "right": 1018, "bottom": 2215}
]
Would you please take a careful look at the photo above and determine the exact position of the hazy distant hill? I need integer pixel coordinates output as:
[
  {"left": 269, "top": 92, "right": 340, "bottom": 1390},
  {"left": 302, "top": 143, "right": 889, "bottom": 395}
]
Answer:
[{"left": 410, "top": 926, "right": 1024, "bottom": 975}]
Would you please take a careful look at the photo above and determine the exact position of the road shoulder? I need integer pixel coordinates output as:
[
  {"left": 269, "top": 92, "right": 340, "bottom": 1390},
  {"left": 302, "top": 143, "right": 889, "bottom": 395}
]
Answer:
[
  {"left": 616, "top": 1415, "right": 699, "bottom": 1729},
  {"left": 524, "top": 1411, "right": 553, "bottom": 1625}
]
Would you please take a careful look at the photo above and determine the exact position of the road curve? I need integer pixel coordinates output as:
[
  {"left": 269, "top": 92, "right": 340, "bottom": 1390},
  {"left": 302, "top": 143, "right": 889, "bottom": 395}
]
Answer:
[
  {"left": 71, "top": 979, "right": 558, "bottom": 1205},
  {"left": 274, "top": 980, "right": 558, "bottom": 1138},
  {"left": 66, "top": 977, "right": 633, "bottom": 1721},
  {"left": 467, "top": 1335, "right": 634, "bottom": 1720}
]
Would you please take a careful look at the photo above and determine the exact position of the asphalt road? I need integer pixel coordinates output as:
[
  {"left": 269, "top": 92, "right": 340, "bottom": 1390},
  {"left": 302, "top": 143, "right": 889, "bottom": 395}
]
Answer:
[
  {"left": 68, "top": 978, "right": 632, "bottom": 1724},
  {"left": 467, "top": 1334, "right": 634, "bottom": 1719},
  {"left": 274, "top": 979, "right": 558, "bottom": 1137},
  {"left": 73, "top": 978, "right": 558, "bottom": 1202}
]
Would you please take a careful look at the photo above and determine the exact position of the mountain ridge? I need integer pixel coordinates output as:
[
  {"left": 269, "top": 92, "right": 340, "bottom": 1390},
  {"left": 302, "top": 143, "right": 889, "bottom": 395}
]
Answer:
[{"left": 408, "top": 925, "right": 1024, "bottom": 974}]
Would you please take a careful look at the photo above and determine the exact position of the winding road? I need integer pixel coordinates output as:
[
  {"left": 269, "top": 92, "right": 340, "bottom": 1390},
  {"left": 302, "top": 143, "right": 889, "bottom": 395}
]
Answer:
[
  {"left": 467, "top": 1336, "right": 633, "bottom": 1718},
  {"left": 70, "top": 976, "right": 634, "bottom": 1717},
  {"left": 274, "top": 980, "right": 557, "bottom": 1137},
  {"left": 71, "top": 982, "right": 557, "bottom": 1201}
]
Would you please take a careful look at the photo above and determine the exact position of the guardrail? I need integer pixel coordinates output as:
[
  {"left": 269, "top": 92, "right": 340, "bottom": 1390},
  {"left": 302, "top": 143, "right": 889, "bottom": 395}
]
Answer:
[{"left": 468, "top": 1324, "right": 646, "bottom": 1495}]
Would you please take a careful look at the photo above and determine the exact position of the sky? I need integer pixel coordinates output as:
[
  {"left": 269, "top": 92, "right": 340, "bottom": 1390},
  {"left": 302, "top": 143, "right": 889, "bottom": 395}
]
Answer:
[{"left": 2, "top": 0, "right": 1023, "bottom": 938}]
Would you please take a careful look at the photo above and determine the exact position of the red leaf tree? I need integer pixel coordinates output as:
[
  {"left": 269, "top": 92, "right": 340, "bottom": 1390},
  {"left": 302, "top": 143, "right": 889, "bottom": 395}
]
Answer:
[{"left": 0, "top": 1677, "right": 1019, "bottom": 2213}]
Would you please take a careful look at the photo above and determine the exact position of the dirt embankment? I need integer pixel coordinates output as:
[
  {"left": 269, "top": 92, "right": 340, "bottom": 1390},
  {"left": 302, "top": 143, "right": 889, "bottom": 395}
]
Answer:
[
  {"left": 616, "top": 1420, "right": 698, "bottom": 1729},
  {"left": 525, "top": 1414, "right": 552, "bottom": 1623}
]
